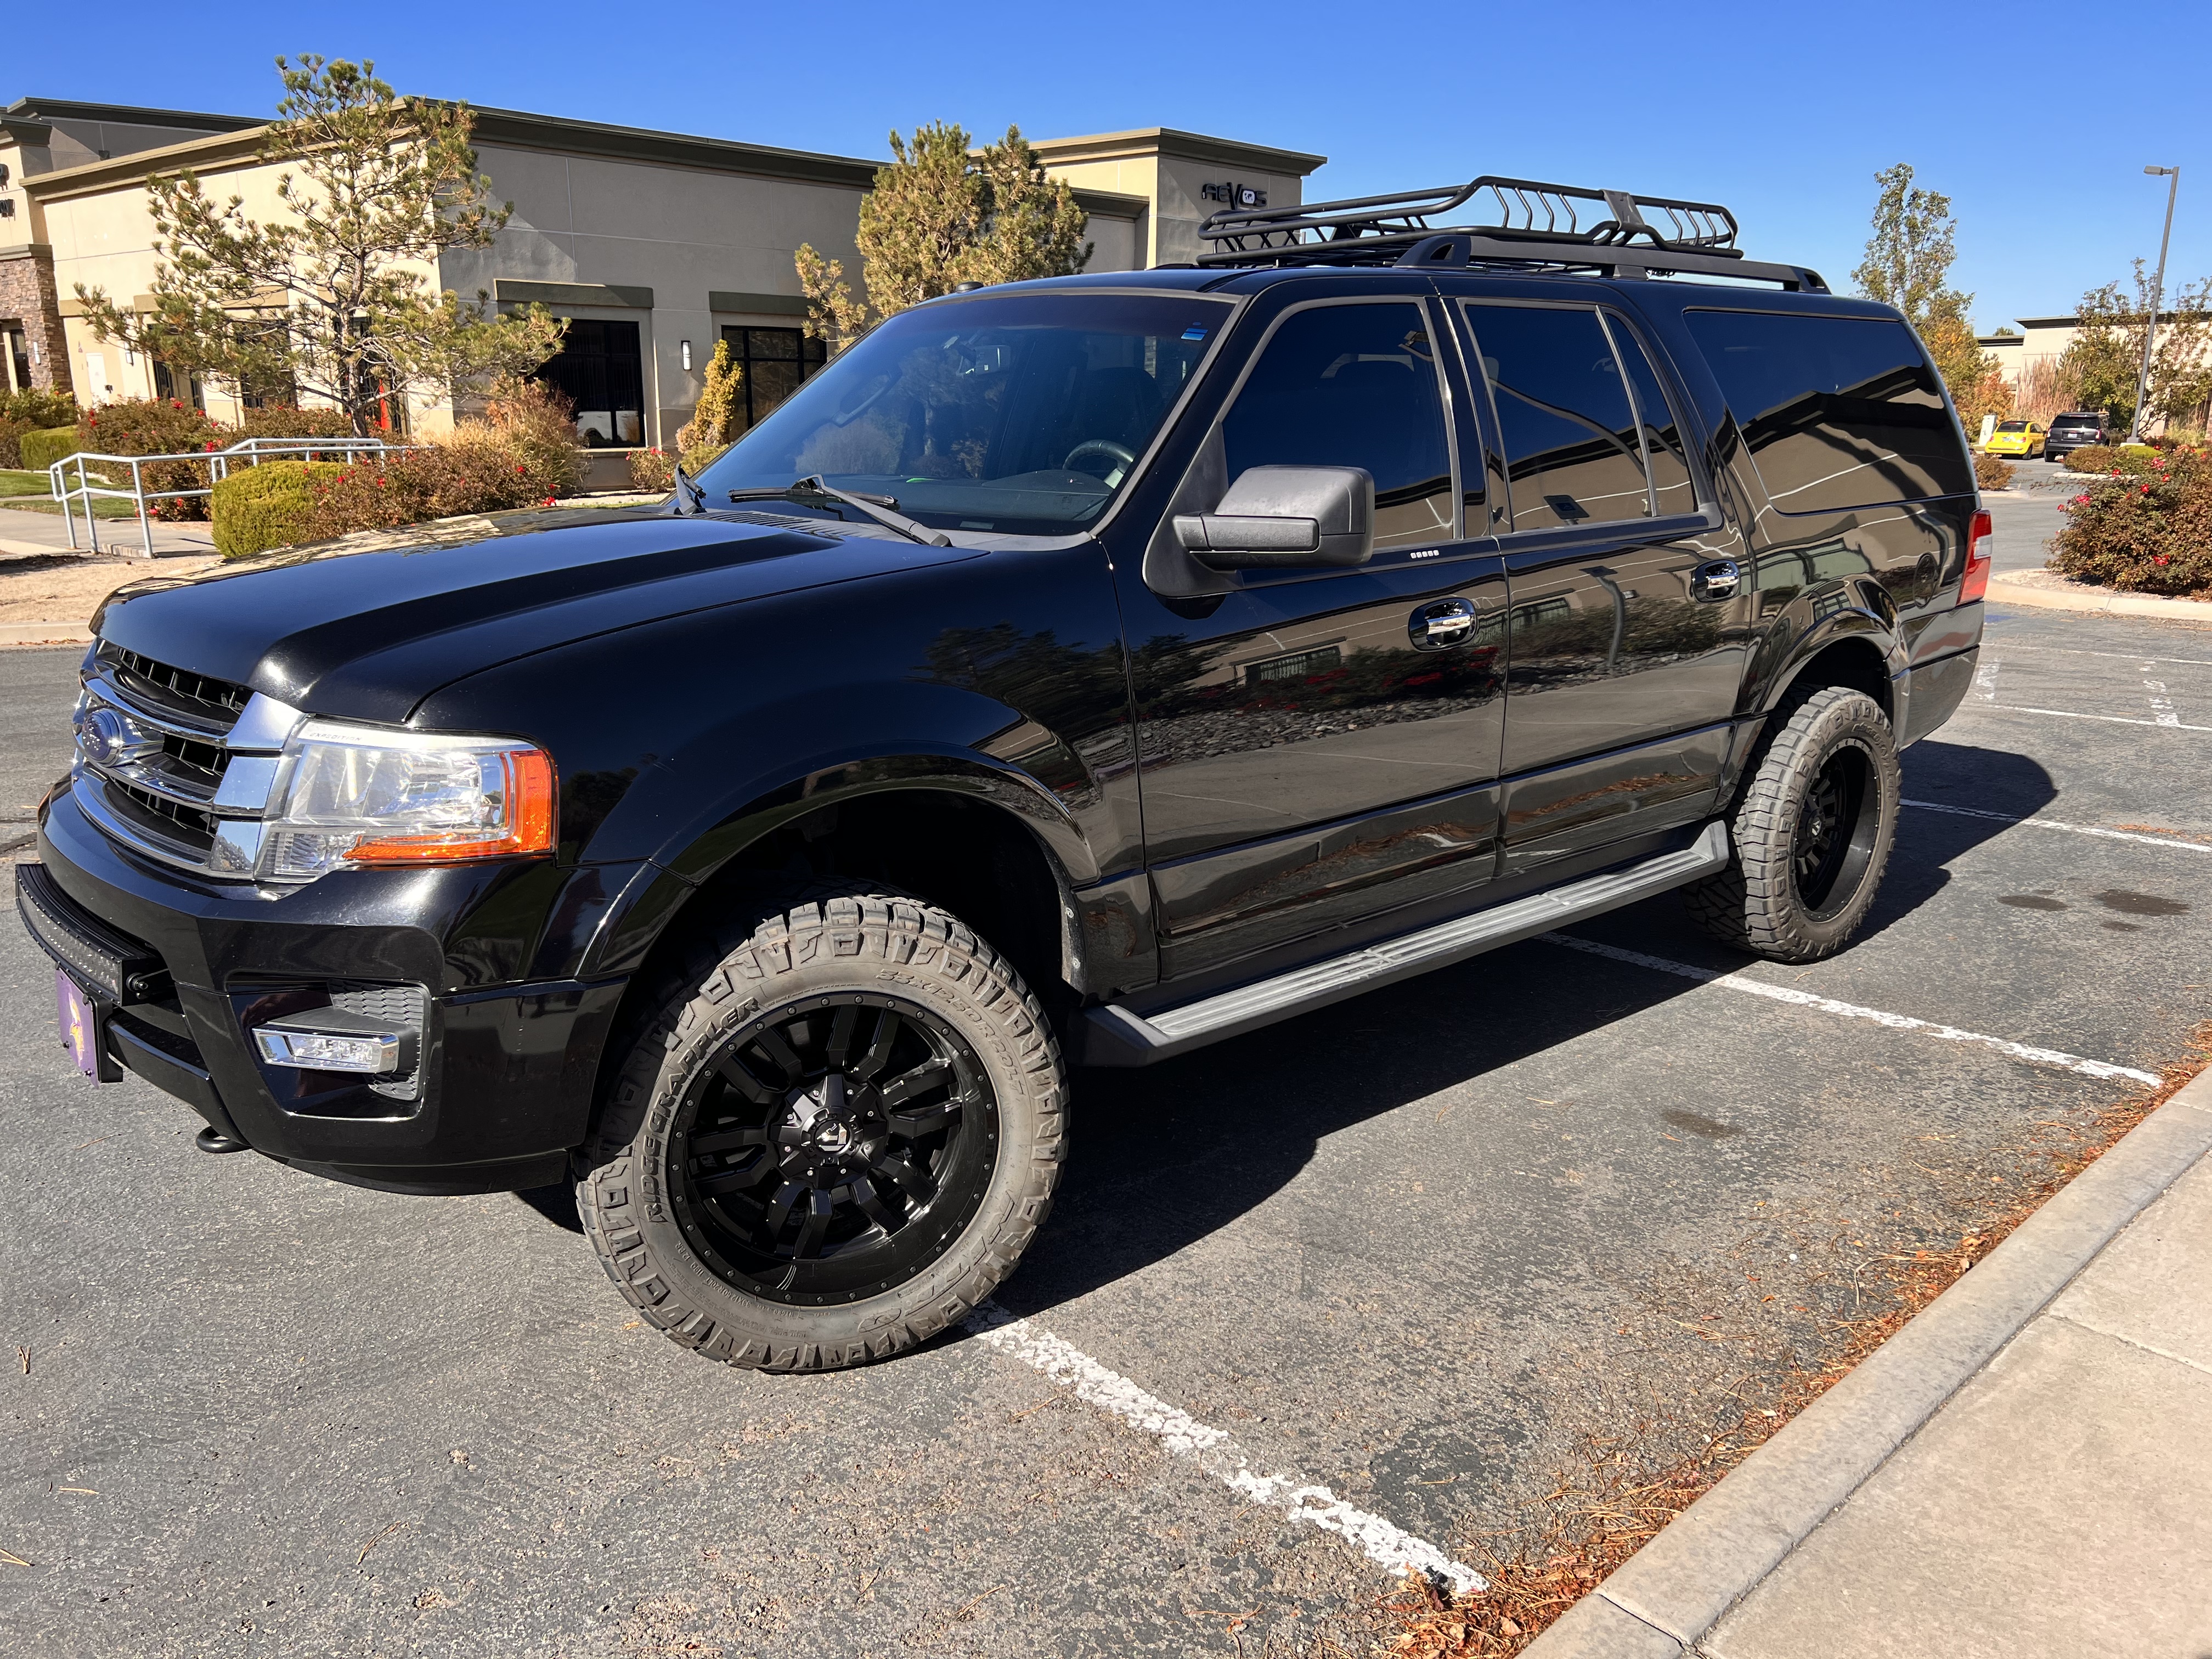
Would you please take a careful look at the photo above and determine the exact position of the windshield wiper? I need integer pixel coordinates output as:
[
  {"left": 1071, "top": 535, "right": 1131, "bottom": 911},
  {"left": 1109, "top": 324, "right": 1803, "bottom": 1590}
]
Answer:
[{"left": 726, "top": 476, "right": 951, "bottom": 547}]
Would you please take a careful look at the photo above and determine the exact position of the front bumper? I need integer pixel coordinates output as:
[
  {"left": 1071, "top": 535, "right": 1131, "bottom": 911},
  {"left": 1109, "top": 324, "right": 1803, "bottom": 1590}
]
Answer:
[{"left": 19, "top": 789, "right": 631, "bottom": 1194}]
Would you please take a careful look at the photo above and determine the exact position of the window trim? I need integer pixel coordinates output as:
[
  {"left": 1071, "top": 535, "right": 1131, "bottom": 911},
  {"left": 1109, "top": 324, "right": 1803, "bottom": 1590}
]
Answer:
[{"left": 1194, "top": 292, "right": 1468, "bottom": 566}]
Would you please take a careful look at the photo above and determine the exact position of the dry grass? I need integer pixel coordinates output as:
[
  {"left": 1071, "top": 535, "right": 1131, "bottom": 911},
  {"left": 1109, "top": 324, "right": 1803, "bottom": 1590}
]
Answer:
[{"left": 1374, "top": 1030, "right": 2211, "bottom": 1657}]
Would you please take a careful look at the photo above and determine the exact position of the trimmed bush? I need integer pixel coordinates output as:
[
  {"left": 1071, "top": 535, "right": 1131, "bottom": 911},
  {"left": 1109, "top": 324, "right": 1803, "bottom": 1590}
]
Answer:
[
  {"left": 2049, "top": 444, "right": 2211, "bottom": 596},
  {"left": 19, "top": 425, "right": 84, "bottom": 471},
  {"left": 0, "top": 419, "right": 27, "bottom": 470},
  {"left": 212, "top": 460, "right": 349, "bottom": 560},
  {"left": 1973, "top": 451, "right": 2016, "bottom": 492}
]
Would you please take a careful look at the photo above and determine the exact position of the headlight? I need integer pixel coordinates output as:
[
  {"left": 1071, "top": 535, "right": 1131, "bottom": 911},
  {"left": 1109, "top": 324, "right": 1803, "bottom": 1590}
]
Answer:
[{"left": 253, "top": 720, "right": 556, "bottom": 881}]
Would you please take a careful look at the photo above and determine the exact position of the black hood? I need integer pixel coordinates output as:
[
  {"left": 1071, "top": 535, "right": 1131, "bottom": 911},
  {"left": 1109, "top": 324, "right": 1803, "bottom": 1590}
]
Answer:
[{"left": 93, "top": 509, "right": 984, "bottom": 725}]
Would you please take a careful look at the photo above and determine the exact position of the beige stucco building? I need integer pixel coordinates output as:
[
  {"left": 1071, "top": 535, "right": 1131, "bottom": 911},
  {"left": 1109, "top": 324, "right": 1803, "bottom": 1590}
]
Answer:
[{"left": 2, "top": 95, "right": 1322, "bottom": 481}]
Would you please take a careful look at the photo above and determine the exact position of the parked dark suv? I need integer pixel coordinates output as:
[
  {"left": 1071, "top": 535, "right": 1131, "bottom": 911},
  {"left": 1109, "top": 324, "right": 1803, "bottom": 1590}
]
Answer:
[
  {"left": 18, "top": 177, "right": 1988, "bottom": 1372},
  {"left": 2045, "top": 410, "right": 2114, "bottom": 465}
]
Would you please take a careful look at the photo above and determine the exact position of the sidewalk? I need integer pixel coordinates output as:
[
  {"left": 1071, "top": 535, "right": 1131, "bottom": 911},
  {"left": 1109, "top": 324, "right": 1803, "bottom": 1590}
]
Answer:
[
  {"left": 0, "top": 503, "right": 218, "bottom": 560},
  {"left": 1528, "top": 1066, "right": 2212, "bottom": 1659}
]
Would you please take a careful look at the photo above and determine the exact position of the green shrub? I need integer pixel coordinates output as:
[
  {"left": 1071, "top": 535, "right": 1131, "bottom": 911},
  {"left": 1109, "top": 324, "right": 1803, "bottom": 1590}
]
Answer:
[
  {"left": 2, "top": 387, "right": 77, "bottom": 428},
  {"left": 212, "top": 460, "right": 348, "bottom": 559},
  {"left": 2049, "top": 444, "right": 2211, "bottom": 596},
  {"left": 19, "top": 425, "right": 84, "bottom": 471}
]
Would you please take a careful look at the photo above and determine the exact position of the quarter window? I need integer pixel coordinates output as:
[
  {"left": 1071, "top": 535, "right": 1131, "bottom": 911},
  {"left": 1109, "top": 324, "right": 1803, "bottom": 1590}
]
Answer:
[
  {"left": 1221, "top": 303, "right": 1454, "bottom": 549},
  {"left": 1463, "top": 303, "right": 1651, "bottom": 532},
  {"left": 1684, "top": 309, "right": 1972, "bottom": 511}
]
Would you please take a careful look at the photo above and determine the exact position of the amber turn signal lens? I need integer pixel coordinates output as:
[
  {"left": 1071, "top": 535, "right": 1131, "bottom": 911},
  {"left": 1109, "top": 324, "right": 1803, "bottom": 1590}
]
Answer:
[{"left": 346, "top": 749, "right": 557, "bottom": 865}]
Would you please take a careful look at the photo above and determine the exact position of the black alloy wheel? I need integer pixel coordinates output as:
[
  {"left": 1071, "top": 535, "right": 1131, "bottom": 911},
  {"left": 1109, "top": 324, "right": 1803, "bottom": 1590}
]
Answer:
[
  {"left": 668, "top": 993, "right": 998, "bottom": 1307},
  {"left": 1790, "top": 742, "right": 1878, "bottom": 918}
]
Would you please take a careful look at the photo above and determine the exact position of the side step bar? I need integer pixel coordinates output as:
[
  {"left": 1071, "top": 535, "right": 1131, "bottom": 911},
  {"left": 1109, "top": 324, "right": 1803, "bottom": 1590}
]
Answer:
[{"left": 1077, "top": 821, "right": 1730, "bottom": 1067}]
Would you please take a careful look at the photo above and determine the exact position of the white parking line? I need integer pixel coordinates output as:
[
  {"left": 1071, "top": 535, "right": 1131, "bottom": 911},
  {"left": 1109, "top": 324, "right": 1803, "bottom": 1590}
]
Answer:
[
  {"left": 1902, "top": 798, "right": 2212, "bottom": 853},
  {"left": 1538, "top": 934, "right": 2161, "bottom": 1086},
  {"left": 1985, "top": 704, "right": 2212, "bottom": 734},
  {"left": 1990, "top": 642, "right": 2212, "bottom": 671},
  {"left": 1973, "top": 656, "right": 2001, "bottom": 703},
  {"left": 963, "top": 1302, "right": 1485, "bottom": 1594}
]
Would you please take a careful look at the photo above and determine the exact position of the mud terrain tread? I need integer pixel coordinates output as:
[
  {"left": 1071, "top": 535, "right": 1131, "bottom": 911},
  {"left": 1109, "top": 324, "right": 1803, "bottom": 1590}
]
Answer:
[
  {"left": 1684, "top": 686, "right": 1900, "bottom": 964},
  {"left": 576, "top": 886, "right": 1064, "bottom": 1374}
]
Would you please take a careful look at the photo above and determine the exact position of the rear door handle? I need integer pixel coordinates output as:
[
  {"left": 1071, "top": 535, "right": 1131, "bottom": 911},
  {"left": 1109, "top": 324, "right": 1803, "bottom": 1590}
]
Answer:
[
  {"left": 1410, "top": 597, "right": 1478, "bottom": 650},
  {"left": 1691, "top": 559, "right": 1741, "bottom": 602}
]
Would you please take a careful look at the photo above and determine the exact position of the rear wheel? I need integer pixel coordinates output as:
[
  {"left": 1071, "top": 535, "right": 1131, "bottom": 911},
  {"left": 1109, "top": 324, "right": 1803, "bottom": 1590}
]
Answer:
[
  {"left": 1685, "top": 686, "right": 1900, "bottom": 962},
  {"left": 577, "top": 889, "right": 1065, "bottom": 1372}
]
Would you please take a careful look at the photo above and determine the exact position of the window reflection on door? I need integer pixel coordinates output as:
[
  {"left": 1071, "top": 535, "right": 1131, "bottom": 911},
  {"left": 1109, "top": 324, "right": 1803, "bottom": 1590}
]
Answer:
[{"left": 719, "top": 326, "right": 829, "bottom": 431}]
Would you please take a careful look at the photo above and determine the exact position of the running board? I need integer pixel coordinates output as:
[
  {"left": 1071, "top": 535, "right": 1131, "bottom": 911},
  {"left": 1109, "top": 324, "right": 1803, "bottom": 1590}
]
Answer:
[{"left": 1077, "top": 821, "right": 1730, "bottom": 1067}]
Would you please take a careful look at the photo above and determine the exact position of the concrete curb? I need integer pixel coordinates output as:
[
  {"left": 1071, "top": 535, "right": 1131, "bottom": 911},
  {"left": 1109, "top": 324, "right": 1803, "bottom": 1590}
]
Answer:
[
  {"left": 1985, "top": 577, "right": 2212, "bottom": 622},
  {"left": 0, "top": 622, "right": 92, "bottom": 647},
  {"left": 1523, "top": 1066, "right": 2212, "bottom": 1658}
]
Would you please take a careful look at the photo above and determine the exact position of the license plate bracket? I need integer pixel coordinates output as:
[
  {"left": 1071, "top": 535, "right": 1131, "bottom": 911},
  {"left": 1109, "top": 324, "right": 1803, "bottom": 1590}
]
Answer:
[{"left": 56, "top": 967, "right": 122, "bottom": 1083}]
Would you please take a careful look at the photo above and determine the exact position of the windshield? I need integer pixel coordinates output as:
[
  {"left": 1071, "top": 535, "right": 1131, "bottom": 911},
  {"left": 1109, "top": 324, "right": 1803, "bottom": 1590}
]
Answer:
[{"left": 696, "top": 291, "right": 1234, "bottom": 535}]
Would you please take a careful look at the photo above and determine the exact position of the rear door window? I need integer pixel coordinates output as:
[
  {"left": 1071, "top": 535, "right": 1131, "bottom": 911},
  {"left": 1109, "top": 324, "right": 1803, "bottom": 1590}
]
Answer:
[
  {"left": 1684, "top": 309, "right": 1972, "bottom": 511},
  {"left": 1222, "top": 301, "right": 1455, "bottom": 549},
  {"left": 1462, "top": 303, "right": 1654, "bottom": 532},
  {"left": 1609, "top": 323, "right": 1697, "bottom": 518}
]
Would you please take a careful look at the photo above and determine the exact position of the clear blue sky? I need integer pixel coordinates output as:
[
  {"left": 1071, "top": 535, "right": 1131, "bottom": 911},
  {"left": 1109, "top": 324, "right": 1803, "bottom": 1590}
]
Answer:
[{"left": 18, "top": 0, "right": 2209, "bottom": 332}]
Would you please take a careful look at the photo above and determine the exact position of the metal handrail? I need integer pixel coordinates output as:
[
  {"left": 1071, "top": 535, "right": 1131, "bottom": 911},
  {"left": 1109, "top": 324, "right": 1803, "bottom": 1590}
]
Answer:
[{"left": 46, "top": 434, "right": 407, "bottom": 557}]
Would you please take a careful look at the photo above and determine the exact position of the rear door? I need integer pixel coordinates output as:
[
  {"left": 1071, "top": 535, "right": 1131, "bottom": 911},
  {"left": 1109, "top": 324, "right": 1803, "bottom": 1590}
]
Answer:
[
  {"left": 1114, "top": 289, "right": 1510, "bottom": 979},
  {"left": 1446, "top": 291, "right": 1752, "bottom": 875}
]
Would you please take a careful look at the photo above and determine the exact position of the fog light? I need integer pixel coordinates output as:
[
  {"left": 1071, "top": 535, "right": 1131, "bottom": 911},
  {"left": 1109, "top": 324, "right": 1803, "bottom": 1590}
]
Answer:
[{"left": 252, "top": 1009, "right": 416, "bottom": 1075}]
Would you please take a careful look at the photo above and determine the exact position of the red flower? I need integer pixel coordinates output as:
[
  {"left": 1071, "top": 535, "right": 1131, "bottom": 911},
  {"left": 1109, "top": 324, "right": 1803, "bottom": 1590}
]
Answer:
[
  {"left": 2154, "top": 555, "right": 2171, "bottom": 566},
  {"left": 171, "top": 399, "right": 183, "bottom": 410},
  {"left": 542, "top": 495, "right": 557, "bottom": 506},
  {"left": 515, "top": 464, "right": 526, "bottom": 474}
]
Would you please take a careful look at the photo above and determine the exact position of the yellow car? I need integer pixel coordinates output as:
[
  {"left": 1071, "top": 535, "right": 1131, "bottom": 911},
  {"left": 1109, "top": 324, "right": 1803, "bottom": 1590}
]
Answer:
[{"left": 1983, "top": 420, "right": 2047, "bottom": 458}]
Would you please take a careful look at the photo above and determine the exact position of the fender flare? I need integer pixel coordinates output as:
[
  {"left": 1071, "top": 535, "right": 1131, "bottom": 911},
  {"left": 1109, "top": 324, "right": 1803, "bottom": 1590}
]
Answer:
[{"left": 581, "top": 746, "right": 1097, "bottom": 983}]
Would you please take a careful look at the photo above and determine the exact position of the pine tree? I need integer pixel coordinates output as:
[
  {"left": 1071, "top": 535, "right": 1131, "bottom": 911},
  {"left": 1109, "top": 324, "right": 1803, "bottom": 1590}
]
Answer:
[
  {"left": 1854, "top": 163, "right": 2007, "bottom": 429},
  {"left": 75, "top": 56, "right": 566, "bottom": 437},
  {"left": 796, "top": 121, "right": 1092, "bottom": 352}
]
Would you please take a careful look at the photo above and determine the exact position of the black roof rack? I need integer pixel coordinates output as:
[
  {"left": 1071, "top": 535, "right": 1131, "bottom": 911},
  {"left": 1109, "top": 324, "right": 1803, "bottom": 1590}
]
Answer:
[{"left": 1196, "top": 175, "right": 1827, "bottom": 292}]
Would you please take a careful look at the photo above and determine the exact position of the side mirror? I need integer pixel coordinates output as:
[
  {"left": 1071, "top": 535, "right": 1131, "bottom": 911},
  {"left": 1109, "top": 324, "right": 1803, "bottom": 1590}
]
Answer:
[{"left": 1173, "top": 465, "right": 1374, "bottom": 570}]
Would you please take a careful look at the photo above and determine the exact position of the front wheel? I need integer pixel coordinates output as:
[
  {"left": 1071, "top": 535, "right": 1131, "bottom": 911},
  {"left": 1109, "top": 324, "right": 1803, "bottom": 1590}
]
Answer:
[
  {"left": 577, "top": 889, "right": 1065, "bottom": 1372},
  {"left": 1684, "top": 686, "right": 1900, "bottom": 962}
]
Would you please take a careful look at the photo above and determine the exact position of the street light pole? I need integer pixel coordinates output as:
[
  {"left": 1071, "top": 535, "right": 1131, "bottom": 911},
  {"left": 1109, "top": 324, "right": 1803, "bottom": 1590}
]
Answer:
[{"left": 2126, "top": 166, "right": 2181, "bottom": 444}]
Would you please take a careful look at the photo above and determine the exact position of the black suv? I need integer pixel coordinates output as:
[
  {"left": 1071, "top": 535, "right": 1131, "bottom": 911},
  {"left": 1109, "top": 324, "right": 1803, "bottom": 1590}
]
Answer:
[
  {"left": 17, "top": 177, "right": 1988, "bottom": 1372},
  {"left": 2045, "top": 410, "right": 2114, "bottom": 466}
]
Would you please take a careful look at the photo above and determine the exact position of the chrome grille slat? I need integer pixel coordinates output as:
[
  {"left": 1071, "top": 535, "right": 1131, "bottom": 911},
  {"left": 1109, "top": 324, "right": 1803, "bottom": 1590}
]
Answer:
[
  {"left": 81, "top": 668, "right": 235, "bottom": 742},
  {"left": 85, "top": 752, "right": 221, "bottom": 810},
  {"left": 98, "top": 641, "right": 249, "bottom": 721},
  {"left": 75, "top": 643, "right": 263, "bottom": 878}
]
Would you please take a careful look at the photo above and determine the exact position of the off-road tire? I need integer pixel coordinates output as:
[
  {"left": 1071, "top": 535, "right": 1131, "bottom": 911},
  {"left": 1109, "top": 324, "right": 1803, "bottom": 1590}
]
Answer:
[
  {"left": 576, "top": 887, "right": 1065, "bottom": 1373},
  {"left": 1684, "top": 686, "right": 1900, "bottom": 963}
]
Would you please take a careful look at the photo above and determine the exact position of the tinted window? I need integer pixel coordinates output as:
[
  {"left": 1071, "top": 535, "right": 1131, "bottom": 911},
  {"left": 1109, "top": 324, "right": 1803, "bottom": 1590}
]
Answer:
[
  {"left": 1997, "top": 420, "right": 2029, "bottom": 432},
  {"left": 1223, "top": 302, "right": 1453, "bottom": 548},
  {"left": 538, "top": 318, "right": 645, "bottom": 448},
  {"left": 699, "top": 292, "right": 1229, "bottom": 535},
  {"left": 1685, "top": 309, "right": 1972, "bottom": 511},
  {"left": 1609, "top": 321, "right": 1697, "bottom": 518},
  {"left": 2050, "top": 415, "right": 2100, "bottom": 433},
  {"left": 1464, "top": 303, "right": 1651, "bottom": 531}
]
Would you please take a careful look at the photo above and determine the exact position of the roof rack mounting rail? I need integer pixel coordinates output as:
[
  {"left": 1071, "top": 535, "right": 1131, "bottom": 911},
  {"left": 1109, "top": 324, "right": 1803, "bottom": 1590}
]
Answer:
[{"left": 1195, "top": 173, "right": 1827, "bottom": 292}]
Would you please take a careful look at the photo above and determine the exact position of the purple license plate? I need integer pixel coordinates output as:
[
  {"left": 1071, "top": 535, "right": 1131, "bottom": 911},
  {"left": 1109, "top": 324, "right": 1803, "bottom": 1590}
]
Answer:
[{"left": 55, "top": 967, "right": 110, "bottom": 1082}]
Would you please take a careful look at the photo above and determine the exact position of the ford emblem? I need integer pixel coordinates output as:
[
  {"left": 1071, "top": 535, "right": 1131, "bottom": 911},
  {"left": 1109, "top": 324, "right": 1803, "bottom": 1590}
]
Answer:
[{"left": 76, "top": 704, "right": 161, "bottom": 768}]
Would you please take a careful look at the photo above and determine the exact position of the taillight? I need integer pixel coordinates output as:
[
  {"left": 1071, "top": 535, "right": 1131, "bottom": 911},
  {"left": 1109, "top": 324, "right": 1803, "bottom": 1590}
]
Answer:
[{"left": 1960, "top": 509, "right": 1993, "bottom": 603}]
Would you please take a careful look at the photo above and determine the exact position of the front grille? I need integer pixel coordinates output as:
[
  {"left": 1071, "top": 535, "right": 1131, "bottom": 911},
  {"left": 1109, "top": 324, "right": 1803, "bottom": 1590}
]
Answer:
[
  {"left": 99, "top": 642, "right": 250, "bottom": 722},
  {"left": 106, "top": 777, "right": 218, "bottom": 851}
]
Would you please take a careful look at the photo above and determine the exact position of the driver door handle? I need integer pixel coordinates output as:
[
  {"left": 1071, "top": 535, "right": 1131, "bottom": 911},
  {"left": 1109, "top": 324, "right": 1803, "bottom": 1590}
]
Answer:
[
  {"left": 1691, "top": 559, "right": 1742, "bottom": 602},
  {"left": 1409, "top": 597, "right": 1478, "bottom": 650}
]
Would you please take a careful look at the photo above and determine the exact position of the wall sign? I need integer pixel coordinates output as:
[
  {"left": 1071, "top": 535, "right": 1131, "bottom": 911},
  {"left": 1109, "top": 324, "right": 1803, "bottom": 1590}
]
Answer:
[{"left": 1200, "top": 181, "right": 1267, "bottom": 210}]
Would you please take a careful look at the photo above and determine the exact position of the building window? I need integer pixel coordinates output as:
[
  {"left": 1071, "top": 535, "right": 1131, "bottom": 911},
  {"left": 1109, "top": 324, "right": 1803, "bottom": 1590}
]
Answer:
[
  {"left": 2, "top": 325, "right": 31, "bottom": 395},
  {"left": 718, "top": 326, "right": 828, "bottom": 431},
  {"left": 537, "top": 319, "right": 645, "bottom": 447}
]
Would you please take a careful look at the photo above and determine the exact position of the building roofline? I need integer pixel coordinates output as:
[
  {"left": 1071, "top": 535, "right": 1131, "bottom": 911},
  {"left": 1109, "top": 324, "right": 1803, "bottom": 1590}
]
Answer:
[
  {"left": 4, "top": 96, "right": 259, "bottom": 134},
  {"left": 20, "top": 102, "right": 1156, "bottom": 221},
  {"left": 1025, "top": 126, "right": 1328, "bottom": 176},
  {"left": 2015, "top": 312, "right": 2191, "bottom": 330}
]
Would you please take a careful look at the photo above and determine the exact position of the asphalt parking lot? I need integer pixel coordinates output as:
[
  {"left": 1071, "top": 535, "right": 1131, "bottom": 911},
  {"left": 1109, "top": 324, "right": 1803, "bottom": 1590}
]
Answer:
[{"left": 4, "top": 595, "right": 2210, "bottom": 1658}]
